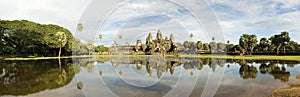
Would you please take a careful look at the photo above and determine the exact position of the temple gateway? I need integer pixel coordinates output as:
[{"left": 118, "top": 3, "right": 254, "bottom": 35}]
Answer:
[{"left": 110, "top": 30, "right": 180, "bottom": 55}]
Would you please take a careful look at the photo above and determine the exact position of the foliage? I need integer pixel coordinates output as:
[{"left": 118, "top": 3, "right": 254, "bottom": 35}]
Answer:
[
  {"left": 209, "top": 42, "right": 217, "bottom": 53},
  {"left": 0, "top": 59, "right": 75, "bottom": 95},
  {"left": 0, "top": 20, "right": 73, "bottom": 56},
  {"left": 239, "top": 34, "right": 258, "bottom": 55},
  {"left": 269, "top": 32, "right": 291, "bottom": 55},
  {"left": 94, "top": 45, "right": 109, "bottom": 53},
  {"left": 195, "top": 41, "right": 203, "bottom": 50}
]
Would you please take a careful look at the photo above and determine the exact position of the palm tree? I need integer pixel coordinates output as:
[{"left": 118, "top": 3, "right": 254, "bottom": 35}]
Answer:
[
  {"left": 212, "top": 37, "right": 215, "bottom": 42},
  {"left": 86, "top": 40, "right": 94, "bottom": 56},
  {"left": 56, "top": 32, "right": 67, "bottom": 58}
]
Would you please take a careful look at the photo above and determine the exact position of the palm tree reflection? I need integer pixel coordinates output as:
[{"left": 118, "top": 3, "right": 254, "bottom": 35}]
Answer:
[
  {"left": 239, "top": 64, "right": 258, "bottom": 79},
  {"left": 259, "top": 62, "right": 290, "bottom": 82},
  {"left": 106, "top": 58, "right": 295, "bottom": 82}
]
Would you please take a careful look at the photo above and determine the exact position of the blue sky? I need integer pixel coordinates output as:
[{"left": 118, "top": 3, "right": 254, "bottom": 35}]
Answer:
[{"left": 0, "top": 0, "right": 299, "bottom": 45}]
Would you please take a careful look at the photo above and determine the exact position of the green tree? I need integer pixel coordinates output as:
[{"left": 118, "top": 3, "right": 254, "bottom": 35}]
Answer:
[
  {"left": 239, "top": 34, "right": 258, "bottom": 55},
  {"left": 269, "top": 32, "right": 291, "bottom": 55},
  {"left": 203, "top": 43, "right": 210, "bottom": 52},
  {"left": 286, "top": 41, "right": 300, "bottom": 50},
  {"left": 86, "top": 40, "right": 94, "bottom": 56},
  {"left": 0, "top": 20, "right": 73, "bottom": 56},
  {"left": 94, "top": 45, "right": 109, "bottom": 54},
  {"left": 209, "top": 42, "right": 217, "bottom": 53},
  {"left": 56, "top": 32, "right": 67, "bottom": 58},
  {"left": 258, "top": 37, "right": 270, "bottom": 51},
  {"left": 195, "top": 41, "right": 203, "bottom": 50},
  {"left": 217, "top": 42, "right": 226, "bottom": 52},
  {"left": 71, "top": 38, "right": 88, "bottom": 55}
]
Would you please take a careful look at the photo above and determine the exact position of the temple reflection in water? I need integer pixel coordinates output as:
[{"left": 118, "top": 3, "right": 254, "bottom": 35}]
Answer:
[
  {"left": 105, "top": 58, "right": 295, "bottom": 82},
  {"left": 0, "top": 58, "right": 299, "bottom": 96}
]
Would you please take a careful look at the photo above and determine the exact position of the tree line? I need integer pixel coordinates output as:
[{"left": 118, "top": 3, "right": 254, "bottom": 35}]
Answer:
[
  {"left": 1, "top": 20, "right": 299, "bottom": 56},
  {"left": 183, "top": 32, "right": 300, "bottom": 55},
  {"left": 0, "top": 20, "right": 109, "bottom": 57}
]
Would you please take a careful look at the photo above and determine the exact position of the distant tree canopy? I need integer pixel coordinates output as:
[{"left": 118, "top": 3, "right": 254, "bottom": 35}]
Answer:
[
  {"left": 0, "top": 20, "right": 73, "bottom": 56},
  {"left": 1, "top": 19, "right": 299, "bottom": 56},
  {"left": 181, "top": 31, "right": 300, "bottom": 55}
]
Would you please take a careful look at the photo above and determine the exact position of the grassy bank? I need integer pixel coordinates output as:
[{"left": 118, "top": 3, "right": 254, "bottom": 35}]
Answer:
[{"left": 1, "top": 54, "right": 300, "bottom": 61}]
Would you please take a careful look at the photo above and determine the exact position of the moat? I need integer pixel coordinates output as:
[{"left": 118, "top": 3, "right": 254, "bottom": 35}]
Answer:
[{"left": 0, "top": 57, "right": 300, "bottom": 97}]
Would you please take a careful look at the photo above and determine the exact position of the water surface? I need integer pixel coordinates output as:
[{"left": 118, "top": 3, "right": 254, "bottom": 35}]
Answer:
[{"left": 0, "top": 57, "right": 299, "bottom": 97}]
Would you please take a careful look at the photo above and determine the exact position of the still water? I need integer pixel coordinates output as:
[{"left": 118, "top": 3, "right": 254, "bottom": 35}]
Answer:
[{"left": 0, "top": 57, "right": 299, "bottom": 97}]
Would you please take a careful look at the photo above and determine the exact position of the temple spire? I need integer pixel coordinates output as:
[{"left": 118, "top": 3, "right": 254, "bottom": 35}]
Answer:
[
  {"left": 156, "top": 29, "right": 162, "bottom": 41},
  {"left": 170, "top": 33, "right": 174, "bottom": 42}
]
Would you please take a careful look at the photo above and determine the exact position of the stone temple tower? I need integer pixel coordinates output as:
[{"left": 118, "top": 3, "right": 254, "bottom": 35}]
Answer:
[
  {"left": 170, "top": 33, "right": 174, "bottom": 42},
  {"left": 156, "top": 29, "right": 163, "bottom": 42}
]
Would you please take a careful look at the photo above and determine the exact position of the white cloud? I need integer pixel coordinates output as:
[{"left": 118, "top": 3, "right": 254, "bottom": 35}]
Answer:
[
  {"left": 0, "top": 0, "right": 299, "bottom": 45},
  {"left": 0, "top": 0, "right": 92, "bottom": 34},
  {"left": 209, "top": 0, "right": 300, "bottom": 44}
]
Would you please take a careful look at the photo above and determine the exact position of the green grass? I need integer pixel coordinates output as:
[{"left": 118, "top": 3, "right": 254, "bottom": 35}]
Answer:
[{"left": 1, "top": 54, "right": 300, "bottom": 61}]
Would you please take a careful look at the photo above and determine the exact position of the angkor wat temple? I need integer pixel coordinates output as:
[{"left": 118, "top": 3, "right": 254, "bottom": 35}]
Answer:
[{"left": 110, "top": 30, "right": 181, "bottom": 55}]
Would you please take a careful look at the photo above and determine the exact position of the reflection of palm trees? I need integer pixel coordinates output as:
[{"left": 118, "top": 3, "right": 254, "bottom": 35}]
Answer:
[
  {"left": 0, "top": 60, "right": 76, "bottom": 96},
  {"left": 197, "top": 60, "right": 203, "bottom": 70},
  {"left": 209, "top": 59, "right": 217, "bottom": 72},
  {"left": 239, "top": 64, "right": 258, "bottom": 79},
  {"left": 259, "top": 62, "right": 291, "bottom": 82},
  {"left": 259, "top": 63, "right": 269, "bottom": 74},
  {"left": 56, "top": 58, "right": 68, "bottom": 85},
  {"left": 56, "top": 69, "right": 67, "bottom": 85},
  {"left": 85, "top": 63, "right": 94, "bottom": 73},
  {"left": 218, "top": 59, "right": 226, "bottom": 67},
  {"left": 270, "top": 65, "right": 290, "bottom": 82}
]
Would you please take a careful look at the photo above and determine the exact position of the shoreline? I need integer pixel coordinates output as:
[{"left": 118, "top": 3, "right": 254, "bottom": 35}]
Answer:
[{"left": 1, "top": 54, "right": 300, "bottom": 61}]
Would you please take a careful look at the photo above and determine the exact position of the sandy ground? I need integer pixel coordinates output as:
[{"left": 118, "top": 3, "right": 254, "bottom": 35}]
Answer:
[{"left": 269, "top": 74, "right": 300, "bottom": 97}]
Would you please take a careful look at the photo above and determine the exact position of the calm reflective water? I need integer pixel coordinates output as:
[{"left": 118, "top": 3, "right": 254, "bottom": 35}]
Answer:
[{"left": 0, "top": 57, "right": 299, "bottom": 97}]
